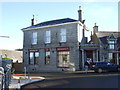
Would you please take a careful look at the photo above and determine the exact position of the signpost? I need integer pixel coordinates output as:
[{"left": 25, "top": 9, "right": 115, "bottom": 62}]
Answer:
[
  {"left": 24, "top": 67, "right": 27, "bottom": 78},
  {"left": 0, "top": 59, "right": 13, "bottom": 89},
  {"left": 0, "top": 35, "right": 10, "bottom": 89},
  {"left": 0, "top": 67, "right": 4, "bottom": 90}
]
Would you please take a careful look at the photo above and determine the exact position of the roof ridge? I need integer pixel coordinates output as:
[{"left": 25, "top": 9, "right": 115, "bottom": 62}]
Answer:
[
  {"left": 35, "top": 18, "right": 78, "bottom": 25},
  {"left": 22, "top": 18, "right": 78, "bottom": 30}
]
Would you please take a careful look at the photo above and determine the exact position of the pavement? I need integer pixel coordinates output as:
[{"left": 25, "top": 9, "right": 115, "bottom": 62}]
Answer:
[
  {"left": 9, "top": 74, "right": 45, "bottom": 89},
  {"left": 8, "top": 70, "right": 104, "bottom": 89},
  {"left": 8, "top": 70, "right": 120, "bottom": 89},
  {"left": 8, "top": 70, "right": 94, "bottom": 89}
]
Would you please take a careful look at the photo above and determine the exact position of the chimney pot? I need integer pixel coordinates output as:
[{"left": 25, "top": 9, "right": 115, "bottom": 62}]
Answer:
[
  {"left": 31, "top": 15, "right": 35, "bottom": 26},
  {"left": 93, "top": 23, "right": 98, "bottom": 33},
  {"left": 78, "top": 6, "right": 82, "bottom": 22}
]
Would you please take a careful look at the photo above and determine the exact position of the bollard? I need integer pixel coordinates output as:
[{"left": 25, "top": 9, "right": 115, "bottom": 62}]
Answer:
[{"left": 17, "top": 79, "right": 21, "bottom": 89}]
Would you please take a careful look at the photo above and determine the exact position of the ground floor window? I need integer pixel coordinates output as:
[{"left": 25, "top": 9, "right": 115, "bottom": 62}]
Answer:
[
  {"left": 29, "top": 49, "right": 39, "bottom": 65},
  {"left": 108, "top": 53, "right": 113, "bottom": 60},
  {"left": 45, "top": 48, "right": 50, "bottom": 64},
  {"left": 58, "top": 51, "right": 70, "bottom": 68}
]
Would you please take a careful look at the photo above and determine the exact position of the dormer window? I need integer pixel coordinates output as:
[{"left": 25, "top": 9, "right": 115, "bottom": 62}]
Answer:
[
  {"left": 107, "top": 34, "right": 116, "bottom": 50},
  {"left": 108, "top": 40, "right": 115, "bottom": 49}
]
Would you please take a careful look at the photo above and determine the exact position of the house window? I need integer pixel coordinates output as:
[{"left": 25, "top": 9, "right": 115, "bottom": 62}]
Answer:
[
  {"left": 45, "top": 31, "right": 51, "bottom": 43},
  {"left": 60, "top": 29, "right": 66, "bottom": 42},
  {"left": 29, "top": 52, "right": 34, "bottom": 65},
  {"left": 35, "top": 52, "right": 39, "bottom": 64},
  {"left": 45, "top": 49, "right": 50, "bottom": 64},
  {"left": 58, "top": 51, "right": 70, "bottom": 68},
  {"left": 29, "top": 49, "right": 39, "bottom": 65},
  {"left": 108, "top": 53, "right": 112, "bottom": 60},
  {"left": 32, "top": 32, "right": 37, "bottom": 45},
  {"left": 108, "top": 40, "right": 115, "bottom": 49}
]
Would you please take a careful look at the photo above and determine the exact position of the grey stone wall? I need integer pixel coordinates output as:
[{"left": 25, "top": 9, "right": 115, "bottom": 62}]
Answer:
[{"left": 23, "top": 23, "right": 82, "bottom": 72}]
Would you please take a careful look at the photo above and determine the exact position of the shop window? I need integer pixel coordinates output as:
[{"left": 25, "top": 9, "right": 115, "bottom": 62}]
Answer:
[
  {"left": 29, "top": 52, "right": 34, "bottom": 65},
  {"left": 58, "top": 51, "right": 69, "bottom": 68},
  {"left": 45, "top": 49, "right": 50, "bottom": 64},
  {"left": 32, "top": 32, "right": 37, "bottom": 45},
  {"left": 35, "top": 52, "right": 39, "bottom": 64},
  {"left": 29, "top": 49, "right": 39, "bottom": 65}
]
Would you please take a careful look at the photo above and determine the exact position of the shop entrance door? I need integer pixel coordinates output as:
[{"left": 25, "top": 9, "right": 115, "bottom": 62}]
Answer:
[{"left": 86, "top": 50, "right": 93, "bottom": 62}]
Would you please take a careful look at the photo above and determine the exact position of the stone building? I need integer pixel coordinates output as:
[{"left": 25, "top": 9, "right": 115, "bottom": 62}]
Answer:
[
  {"left": 79, "top": 23, "right": 120, "bottom": 69},
  {"left": 22, "top": 7, "right": 120, "bottom": 72},
  {"left": 92, "top": 24, "right": 120, "bottom": 65},
  {"left": 21, "top": 7, "right": 91, "bottom": 72}
]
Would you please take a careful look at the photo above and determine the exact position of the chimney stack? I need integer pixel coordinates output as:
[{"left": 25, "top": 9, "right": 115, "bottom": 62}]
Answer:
[
  {"left": 93, "top": 23, "right": 98, "bottom": 33},
  {"left": 78, "top": 6, "right": 82, "bottom": 22},
  {"left": 31, "top": 15, "right": 35, "bottom": 26}
]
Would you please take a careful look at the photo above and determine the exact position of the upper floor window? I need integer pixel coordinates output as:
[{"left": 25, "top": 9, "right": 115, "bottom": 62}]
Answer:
[
  {"left": 32, "top": 32, "right": 37, "bottom": 45},
  {"left": 45, "top": 31, "right": 51, "bottom": 43},
  {"left": 108, "top": 41, "right": 115, "bottom": 44},
  {"left": 108, "top": 40, "right": 115, "bottom": 49},
  {"left": 60, "top": 29, "right": 66, "bottom": 42}
]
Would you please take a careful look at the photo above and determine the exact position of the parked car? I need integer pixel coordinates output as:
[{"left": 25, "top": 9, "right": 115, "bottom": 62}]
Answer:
[{"left": 92, "top": 61, "right": 120, "bottom": 73}]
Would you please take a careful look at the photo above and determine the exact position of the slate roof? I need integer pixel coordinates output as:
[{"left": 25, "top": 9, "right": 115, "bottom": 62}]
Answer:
[
  {"left": 99, "top": 35, "right": 120, "bottom": 44},
  {"left": 96, "top": 31, "right": 120, "bottom": 38},
  {"left": 22, "top": 18, "right": 79, "bottom": 30},
  {"left": 117, "top": 37, "right": 120, "bottom": 44},
  {"left": 95, "top": 31, "right": 120, "bottom": 44},
  {"left": 99, "top": 36, "right": 108, "bottom": 44}
]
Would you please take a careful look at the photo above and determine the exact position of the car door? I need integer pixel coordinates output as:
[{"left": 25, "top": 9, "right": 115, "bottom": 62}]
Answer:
[{"left": 107, "top": 63, "right": 116, "bottom": 71}]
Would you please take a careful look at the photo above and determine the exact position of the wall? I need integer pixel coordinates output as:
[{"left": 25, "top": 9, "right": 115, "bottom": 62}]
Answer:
[
  {"left": 23, "top": 23, "right": 82, "bottom": 72},
  {"left": 12, "top": 63, "right": 23, "bottom": 73}
]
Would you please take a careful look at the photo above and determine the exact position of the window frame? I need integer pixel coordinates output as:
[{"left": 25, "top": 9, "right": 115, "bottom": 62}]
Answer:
[
  {"left": 60, "top": 29, "right": 66, "bottom": 42},
  {"left": 45, "top": 30, "right": 51, "bottom": 43},
  {"left": 29, "top": 49, "right": 39, "bottom": 65},
  {"left": 32, "top": 32, "right": 37, "bottom": 45},
  {"left": 108, "top": 40, "right": 115, "bottom": 49},
  {"left": 29, "top": 52, "right": 34, "bottom": 65},
  {"left": 108, "top": 53, "right": 113, "bottom": 60},
  {"left": 57, "top": 51, "right": 70, "bottom": 68},
  {"left": 45, "top": 49, "right": 51, "bottom": 65}
]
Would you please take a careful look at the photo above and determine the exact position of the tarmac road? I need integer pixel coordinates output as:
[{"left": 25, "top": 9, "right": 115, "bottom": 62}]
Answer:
[{"left": 21, "top": 71, "right": 120, "bottom": 89}]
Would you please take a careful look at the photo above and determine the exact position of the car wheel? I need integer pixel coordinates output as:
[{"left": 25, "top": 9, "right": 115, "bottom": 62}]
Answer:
[
  {"left": 94, "top": 70, "right": 98, "bottom": 73},
  {"left": 118, "top": 68, "right": 120, "bottom": 71},
  {"left": 98, "top": 68, "right": 102, "bottom": 73}
]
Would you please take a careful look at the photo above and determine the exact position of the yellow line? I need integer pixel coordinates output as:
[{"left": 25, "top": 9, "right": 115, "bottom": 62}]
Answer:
[
  {"left": 48, "top": 73, "right": 120, "bottom": 79},
  {"left": 78, "top": 73, "right": 120, "bottom": 78}
]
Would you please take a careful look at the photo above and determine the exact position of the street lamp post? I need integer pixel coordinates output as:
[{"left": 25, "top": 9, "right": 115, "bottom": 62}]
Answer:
[{"left": 0, "top": 36, "right": 10, "bottom": 38}]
